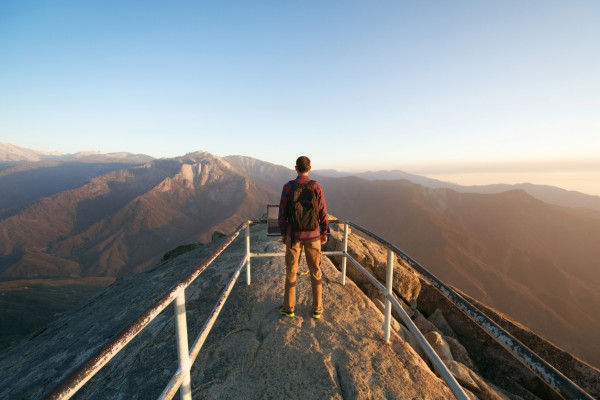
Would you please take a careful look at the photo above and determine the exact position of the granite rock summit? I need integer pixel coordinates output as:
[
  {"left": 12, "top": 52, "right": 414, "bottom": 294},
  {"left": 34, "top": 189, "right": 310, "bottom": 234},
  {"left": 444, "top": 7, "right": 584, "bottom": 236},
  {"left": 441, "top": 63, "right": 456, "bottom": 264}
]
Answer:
[{"left": 2, "top": 224, "right": 598, "bottom": 399}]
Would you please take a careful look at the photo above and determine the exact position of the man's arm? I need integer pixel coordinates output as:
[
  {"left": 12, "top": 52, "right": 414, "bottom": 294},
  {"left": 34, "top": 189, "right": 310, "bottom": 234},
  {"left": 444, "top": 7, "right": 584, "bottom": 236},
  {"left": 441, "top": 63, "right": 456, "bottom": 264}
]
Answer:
[
  {"left": 278, "top": 182, "right": 291, "bottom": 242},
  {"left": 316, "top": 182, "right": 329, "bottom": 243}
]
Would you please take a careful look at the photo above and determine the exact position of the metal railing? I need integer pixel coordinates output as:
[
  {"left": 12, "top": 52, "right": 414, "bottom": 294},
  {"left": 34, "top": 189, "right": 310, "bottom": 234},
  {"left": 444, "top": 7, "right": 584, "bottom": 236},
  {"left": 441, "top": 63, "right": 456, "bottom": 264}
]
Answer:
[
  {"left": 47, "top": 219, "right": 594, "bottom": 400},
  {"left": 338, "top": 220, "right": 594, "bottom": 400},
  {"left": 48, "top": 223, "right": 248, "bottom": 400}
]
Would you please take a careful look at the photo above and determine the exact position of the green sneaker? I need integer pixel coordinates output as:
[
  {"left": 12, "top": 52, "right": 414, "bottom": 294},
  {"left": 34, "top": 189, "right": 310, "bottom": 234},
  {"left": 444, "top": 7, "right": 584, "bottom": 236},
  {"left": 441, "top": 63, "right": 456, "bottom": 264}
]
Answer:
[
  {"left": 279, "top": 307, "right": 295, "bottom": 318},
  {"left": 312, "top": 310, "right": 322, "bottom": 319}
]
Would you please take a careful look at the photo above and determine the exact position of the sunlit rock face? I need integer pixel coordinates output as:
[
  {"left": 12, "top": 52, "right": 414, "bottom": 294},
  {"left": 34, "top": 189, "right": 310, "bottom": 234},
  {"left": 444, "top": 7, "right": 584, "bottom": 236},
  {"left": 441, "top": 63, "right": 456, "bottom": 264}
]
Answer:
[
  {"left": 324, "top": 224, "right": 600, "bottom": 399},
  {"left": 1, "top": 225, "right": 598, "bottom": 399},
  {"left": 324, "top": 223, "right": 422, "bottom": 305},
  {"left": 0, "top": 227, "right": 456, "bottom": 399},
  {"left": 0, "top": 152, "right": 277, "bottom": 279}
]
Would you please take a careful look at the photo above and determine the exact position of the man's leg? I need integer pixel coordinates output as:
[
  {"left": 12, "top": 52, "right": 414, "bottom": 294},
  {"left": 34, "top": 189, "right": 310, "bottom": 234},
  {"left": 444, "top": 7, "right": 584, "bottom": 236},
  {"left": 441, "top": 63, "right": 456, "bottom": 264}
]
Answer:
[
  {"left": 304, "top": 238, "right": 323, "bottom": 313},
  {"left": 283, "top": 239, "right": 302, "bottom": 313}
]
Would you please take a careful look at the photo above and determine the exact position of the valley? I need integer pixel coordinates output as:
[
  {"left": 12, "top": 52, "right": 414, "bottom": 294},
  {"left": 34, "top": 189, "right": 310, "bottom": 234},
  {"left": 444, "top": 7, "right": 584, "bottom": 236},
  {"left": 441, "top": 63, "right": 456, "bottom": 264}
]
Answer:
[
  {"left": 1, "top": 145, "right": 599, "bottom": 369},
  {"left": 0, "top": 277, "right": 114, "bottom": 350}
]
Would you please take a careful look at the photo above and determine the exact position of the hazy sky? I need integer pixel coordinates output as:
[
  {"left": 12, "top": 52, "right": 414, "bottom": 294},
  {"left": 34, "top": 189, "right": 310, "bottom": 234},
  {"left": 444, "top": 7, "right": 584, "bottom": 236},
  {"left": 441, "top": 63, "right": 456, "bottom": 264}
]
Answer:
[{"left": 1, "top": 1, "right": 599, "bottom": 194}]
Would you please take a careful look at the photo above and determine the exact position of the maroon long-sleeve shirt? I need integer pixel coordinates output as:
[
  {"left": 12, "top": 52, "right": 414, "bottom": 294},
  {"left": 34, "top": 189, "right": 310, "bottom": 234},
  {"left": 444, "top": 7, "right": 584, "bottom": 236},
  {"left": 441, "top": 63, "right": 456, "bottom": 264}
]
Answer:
[{"left": 278, "top": 175, "right": 328, "bottom": 240}]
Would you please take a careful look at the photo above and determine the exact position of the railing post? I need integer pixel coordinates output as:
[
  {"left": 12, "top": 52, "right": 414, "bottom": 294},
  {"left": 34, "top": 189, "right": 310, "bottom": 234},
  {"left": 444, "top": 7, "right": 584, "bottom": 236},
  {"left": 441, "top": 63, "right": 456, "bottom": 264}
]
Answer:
[
  {"left": 174, "top": 290, "right": 192, "bottom": 400},
  {"left": 246, "top": 223, "right": 251, "bottom": 286},
  {"left": 341, "top": 223, "right": 349, "bottom": 285},
  {"left": 384, "top": 249, "right": 394, "bottom": 343}
]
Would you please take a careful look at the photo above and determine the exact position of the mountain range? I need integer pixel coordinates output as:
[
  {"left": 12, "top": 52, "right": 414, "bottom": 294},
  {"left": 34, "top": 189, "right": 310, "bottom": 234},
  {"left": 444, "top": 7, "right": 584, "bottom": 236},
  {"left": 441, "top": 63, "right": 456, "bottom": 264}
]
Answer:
[
  {"left": 314, "top": 169, "right": 600, "bottom": 212},
  {"left": 1, "top": 143, "right": 599, "bottom": 369},
  {"left": 0, "top": 151, "right": 285, "bottom": 278},
  {"left": 0, "top": 142, "right": 152, "bottom": 165},
  {"left": 321, "top": 176, "right": 600, "bottom": 367}
]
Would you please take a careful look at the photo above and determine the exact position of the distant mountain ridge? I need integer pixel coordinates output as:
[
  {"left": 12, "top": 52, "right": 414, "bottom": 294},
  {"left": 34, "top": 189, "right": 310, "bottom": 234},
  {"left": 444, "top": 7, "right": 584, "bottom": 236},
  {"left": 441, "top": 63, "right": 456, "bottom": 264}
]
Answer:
[
  {"left": 0, "top": 142, "right": 153, "bottom": 165},
  {"left": 314, "top": 168, "right": 600, "bottom": 212},
  {"left": 315, "top": 168, "right": 452, "bottom": 188},
  {"left": 0, "top": 152, "right": 277, "bottom": 279},
  {"left": 0, "top": 142, "right": 62, "bottom": 163},
  {"left": 0, "top": 144, "right": 155, "bottom": 219},
  {"left": 5, "top": 142, "right": 597, "bottom": 211},
  {"left": 0, "top": 161, "right": 152, "bottom": 219},
  {"left": 321, "top": 176, "right": 600, "bottom": 367},
  {"left": 223, "top": 155, "right": 295, "bottom": 192}
]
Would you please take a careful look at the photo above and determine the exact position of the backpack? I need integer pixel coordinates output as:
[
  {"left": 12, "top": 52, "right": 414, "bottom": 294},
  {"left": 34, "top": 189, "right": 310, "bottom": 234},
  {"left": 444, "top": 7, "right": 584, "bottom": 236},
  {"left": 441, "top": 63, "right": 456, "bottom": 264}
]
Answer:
[{"left": 288, "top": 180, "right": 319, "bottom": 232}]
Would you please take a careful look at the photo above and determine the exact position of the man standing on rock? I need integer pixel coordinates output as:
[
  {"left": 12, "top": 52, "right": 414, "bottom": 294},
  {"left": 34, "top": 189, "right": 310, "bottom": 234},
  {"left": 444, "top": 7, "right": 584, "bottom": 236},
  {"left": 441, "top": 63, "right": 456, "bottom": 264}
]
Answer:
[{"left": 278, "top": 156, "right": 329, "bottom": 319}]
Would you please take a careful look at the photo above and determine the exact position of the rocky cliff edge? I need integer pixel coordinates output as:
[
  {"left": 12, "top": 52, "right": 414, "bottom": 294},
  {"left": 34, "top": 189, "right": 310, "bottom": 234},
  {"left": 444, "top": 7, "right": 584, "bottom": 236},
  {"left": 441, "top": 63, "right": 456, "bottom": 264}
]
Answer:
[
  {"left": 1, "top": 223, "right": 598, "bottom": 399},
  {"left": 1, "top": 225, "right": 453, "bottom": 399}
]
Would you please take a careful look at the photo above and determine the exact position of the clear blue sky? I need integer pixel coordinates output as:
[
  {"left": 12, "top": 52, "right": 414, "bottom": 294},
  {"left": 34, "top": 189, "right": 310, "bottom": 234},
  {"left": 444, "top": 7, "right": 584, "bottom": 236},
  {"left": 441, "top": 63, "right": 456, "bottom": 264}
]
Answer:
[{"left": 1, "top": 1, "right": 599, "bottom": 193}]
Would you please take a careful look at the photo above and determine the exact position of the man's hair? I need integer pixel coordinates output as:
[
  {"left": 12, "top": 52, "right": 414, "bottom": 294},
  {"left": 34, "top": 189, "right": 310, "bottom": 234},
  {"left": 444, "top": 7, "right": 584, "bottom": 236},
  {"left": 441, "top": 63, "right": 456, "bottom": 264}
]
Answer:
[{"left": 295, "top": 156, "right": 311, "bottom": 173}]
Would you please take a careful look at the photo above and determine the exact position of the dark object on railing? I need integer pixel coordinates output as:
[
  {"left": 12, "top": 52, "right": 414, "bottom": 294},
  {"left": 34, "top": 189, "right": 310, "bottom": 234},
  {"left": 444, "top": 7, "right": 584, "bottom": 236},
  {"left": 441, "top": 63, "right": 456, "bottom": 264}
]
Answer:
[{"left": 266, "top": 205, "right": 281, "bottom": 235}]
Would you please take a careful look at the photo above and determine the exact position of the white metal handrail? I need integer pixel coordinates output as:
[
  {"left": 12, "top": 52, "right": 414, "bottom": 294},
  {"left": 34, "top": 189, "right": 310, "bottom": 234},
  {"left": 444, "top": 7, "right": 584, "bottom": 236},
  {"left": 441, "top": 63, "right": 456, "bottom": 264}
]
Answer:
[
  {"left": 48, "top": 223, "right": 248, "bottom": 400},
  {"left": 335, "top": 220, "right": 594, "bottom": 400},
  {"left": 244, "top": 221, "right": 469, "bottom": 399},
  {"left": 46, "top": 218, "right": 594, "bottom": 400}
]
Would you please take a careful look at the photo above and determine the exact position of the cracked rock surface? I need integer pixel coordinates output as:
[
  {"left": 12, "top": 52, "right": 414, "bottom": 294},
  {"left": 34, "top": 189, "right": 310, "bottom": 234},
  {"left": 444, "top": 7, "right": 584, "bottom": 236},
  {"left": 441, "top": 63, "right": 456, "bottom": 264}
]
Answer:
[
  {"left": 0, "top": 225, "right": 454, "bottom": 399},
  {"left": 189, "top": 238, "right": 454, "bottom": 399}
]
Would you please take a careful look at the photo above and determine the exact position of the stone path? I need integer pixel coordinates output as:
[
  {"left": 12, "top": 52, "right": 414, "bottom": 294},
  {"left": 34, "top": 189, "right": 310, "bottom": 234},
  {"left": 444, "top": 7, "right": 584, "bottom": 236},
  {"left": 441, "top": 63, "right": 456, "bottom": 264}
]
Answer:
[
  {"left": 0, "top": 225, "right": 456, "bottom": 399},
  {"left": 187, "top": 231, "right": 454, "bottom": 399}
]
